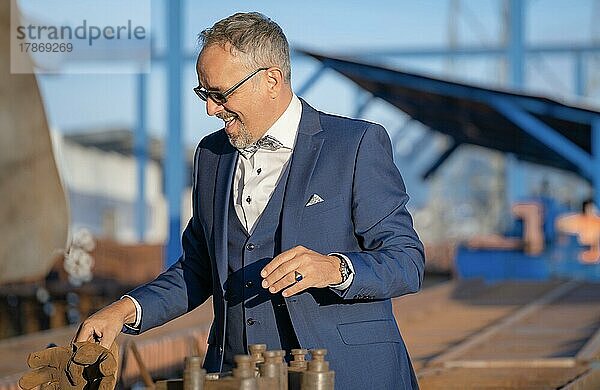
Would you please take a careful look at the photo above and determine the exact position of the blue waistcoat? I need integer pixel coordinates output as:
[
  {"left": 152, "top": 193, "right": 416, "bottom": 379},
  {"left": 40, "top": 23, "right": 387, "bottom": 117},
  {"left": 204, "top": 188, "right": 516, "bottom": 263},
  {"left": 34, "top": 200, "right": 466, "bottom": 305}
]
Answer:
[{"left": 223, "top": 160, "right": 299, "bottom": 370}]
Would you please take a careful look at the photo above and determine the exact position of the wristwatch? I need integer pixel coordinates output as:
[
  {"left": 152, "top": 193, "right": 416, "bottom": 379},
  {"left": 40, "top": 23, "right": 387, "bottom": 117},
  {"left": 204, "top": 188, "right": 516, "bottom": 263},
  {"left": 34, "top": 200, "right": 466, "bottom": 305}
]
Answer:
[{"left": 330, "top": 254, "right": 352, "bottom": 284}]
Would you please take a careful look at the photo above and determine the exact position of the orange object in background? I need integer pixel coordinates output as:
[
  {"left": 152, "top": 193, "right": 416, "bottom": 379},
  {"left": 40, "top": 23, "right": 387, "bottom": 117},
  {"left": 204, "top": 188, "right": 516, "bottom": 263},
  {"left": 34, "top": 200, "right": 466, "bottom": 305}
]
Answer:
[
  {"left": 467, "top": 201, "right": 545, "bottom": 256},
  {"left": 556, "top": 199, "right": 600, "bottom": 263}
]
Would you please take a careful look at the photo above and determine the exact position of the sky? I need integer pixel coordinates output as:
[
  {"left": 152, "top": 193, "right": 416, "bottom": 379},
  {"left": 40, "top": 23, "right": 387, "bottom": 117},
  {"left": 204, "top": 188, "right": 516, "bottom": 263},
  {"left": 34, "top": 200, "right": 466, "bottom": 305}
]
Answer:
[{"left": 16, "top": 0, "right": 600, "bottom": 148}]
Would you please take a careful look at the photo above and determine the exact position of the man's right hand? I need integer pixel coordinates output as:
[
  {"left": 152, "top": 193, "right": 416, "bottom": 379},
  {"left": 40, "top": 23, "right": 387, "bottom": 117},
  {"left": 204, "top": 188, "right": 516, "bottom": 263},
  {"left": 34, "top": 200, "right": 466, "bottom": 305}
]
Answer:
[{"left": 74, "top": 297, "right": 137, "bottom": 349}]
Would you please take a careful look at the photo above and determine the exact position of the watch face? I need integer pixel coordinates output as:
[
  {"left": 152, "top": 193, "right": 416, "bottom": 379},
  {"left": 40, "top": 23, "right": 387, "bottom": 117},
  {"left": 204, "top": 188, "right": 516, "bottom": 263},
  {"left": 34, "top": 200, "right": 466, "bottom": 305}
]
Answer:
[{"left": 340, "top": 259, "right": 350, "bottom": 281}]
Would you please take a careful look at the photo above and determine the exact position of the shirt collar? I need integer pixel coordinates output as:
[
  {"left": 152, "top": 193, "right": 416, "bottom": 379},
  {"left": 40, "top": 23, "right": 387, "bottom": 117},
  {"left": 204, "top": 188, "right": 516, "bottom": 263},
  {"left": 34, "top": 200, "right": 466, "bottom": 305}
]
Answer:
[{"left": 260, "top": 94, "right": 302, "bottom": 150}]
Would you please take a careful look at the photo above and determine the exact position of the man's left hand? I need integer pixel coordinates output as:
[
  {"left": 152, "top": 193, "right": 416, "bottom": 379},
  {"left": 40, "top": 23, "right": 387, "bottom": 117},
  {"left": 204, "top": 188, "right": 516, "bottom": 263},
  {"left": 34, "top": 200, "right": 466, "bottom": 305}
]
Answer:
[{"left": 260, "top": 246, "right": 342, "bottom": 297}]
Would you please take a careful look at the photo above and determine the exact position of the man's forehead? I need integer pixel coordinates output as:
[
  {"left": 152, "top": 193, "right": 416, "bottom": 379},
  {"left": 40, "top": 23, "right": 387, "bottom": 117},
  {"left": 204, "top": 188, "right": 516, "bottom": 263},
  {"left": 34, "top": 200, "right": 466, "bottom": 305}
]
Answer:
[{"left": 197, "top": 44, "right": 243, "bottom": 88}]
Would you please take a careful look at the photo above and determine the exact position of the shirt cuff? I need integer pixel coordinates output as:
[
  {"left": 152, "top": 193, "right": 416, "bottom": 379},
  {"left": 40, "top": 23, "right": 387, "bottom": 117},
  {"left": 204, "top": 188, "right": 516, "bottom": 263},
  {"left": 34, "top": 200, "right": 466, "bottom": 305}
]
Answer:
[
  {"left": 121, "top": 294, "right": 142, "bottom": 330},
  {"left": 327, "top": 253, "right": 355, "bottom": 290}
]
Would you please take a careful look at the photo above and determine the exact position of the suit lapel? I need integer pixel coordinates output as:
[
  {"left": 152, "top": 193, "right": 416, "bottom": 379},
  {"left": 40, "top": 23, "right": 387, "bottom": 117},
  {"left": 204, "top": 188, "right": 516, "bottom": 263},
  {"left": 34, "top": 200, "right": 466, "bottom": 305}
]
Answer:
[
  {"left": 213, "top": 140, "right": 237, "bottom": 291},
  {"left": 281, "top": 99, "right": 324, "bottom": 251}
]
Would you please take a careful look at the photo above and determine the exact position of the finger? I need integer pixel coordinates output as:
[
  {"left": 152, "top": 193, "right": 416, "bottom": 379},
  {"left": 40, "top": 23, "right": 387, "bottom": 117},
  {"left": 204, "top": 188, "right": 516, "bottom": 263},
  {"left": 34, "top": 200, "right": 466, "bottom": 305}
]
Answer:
[
  {"left": 99, "top": 356, "right": 118, "bottom": 377},
  {"left": 100, "top": 341, "right": 119, "bottom": 377},
  {"left": 261, "top": 246, "right": 304, "bottom": 278},
  {"left": 98, "top": 375, "right": 118, "bottom": 390},
  {"left": 27, "top": 347, "right": 70, "bottom": 369},
  {"left": 71, "top": 322, "right": 84, "bottom": 344},
  {"left": 262, "top": 257, "right": 302, "bottom": 289},
  {"left": 66, "top": 358, "right": 85, "bottom": 386},
  {"left": 282, "top": 277, "right": 311, "bottom": 297},
  {"left": 73, "top": 322, "right": 101, "bottom": 344},
  {"left": 97, "top": 330, "right": 118, "bottom": 349},
  {"left": 19, "top": 367, "right": 58, "bottom": 389},
  {"left": 268, "top": 269, "right": 302, "bottom": 294},
  {"left": 76, "top": 326, "right": 117, "bottom": 350},
  {"left": 72, "top": 342, "right": 107, "bottom": 365}
]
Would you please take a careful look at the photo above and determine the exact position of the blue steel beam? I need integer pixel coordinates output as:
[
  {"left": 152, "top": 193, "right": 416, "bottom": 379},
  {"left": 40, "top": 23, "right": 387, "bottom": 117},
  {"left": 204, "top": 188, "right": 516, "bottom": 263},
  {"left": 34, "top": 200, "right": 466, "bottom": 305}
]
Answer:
[
  {"left": 422, "top": 141, "right": 461, "bottom": 180},
  {"left": 593, "top": 117, "right": 600, "bottom": 208},
  {"left": 491, "top": 97, "right": 593, "bottom": 179},
  {"left": 165, "top": 0, "right": 184, "bottom": 267},
  {"left": 505, "top": 153, "right": 524, "bottom": 207},
  {"left": 508, "top": 0, "right": 524, "bottom": 89},
  {"left": 506, "top": 0, "right": 524, "bottom": 210},
  {"left": 135, "top": 72, "right": 147, "bottom": 242}
]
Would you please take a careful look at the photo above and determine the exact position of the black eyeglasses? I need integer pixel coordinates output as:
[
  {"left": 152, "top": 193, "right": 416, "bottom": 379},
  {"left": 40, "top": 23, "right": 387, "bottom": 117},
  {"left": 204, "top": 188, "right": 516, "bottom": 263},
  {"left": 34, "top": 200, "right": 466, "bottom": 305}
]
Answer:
[{"left": 194, "top": 67, "right": 269, "bottom": 105}]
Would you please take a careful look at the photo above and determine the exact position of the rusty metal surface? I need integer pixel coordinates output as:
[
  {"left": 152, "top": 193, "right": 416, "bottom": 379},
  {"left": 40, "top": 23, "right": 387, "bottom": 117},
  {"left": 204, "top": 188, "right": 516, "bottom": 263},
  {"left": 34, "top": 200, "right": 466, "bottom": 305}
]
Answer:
[
  {"left": 418, "top": 366, "right": 589, "bottom": 389},
  {"left": 394, "top": 280, "right": 563, "bottom": 370},
  {"left": 459, "top": 282, "right": 600, "bottom": 361},
  {"left": 395, "top": 279, "right": 600, "bottom": 389}
]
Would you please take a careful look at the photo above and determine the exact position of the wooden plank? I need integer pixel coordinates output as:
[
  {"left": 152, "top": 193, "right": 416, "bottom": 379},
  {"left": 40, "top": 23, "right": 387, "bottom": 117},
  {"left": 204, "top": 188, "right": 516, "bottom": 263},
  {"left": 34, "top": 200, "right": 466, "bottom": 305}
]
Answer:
[
  {"left": 442, "top": 358, "right": 578, "bottom": 368},
  {"left": 418, "top": 366, "right": 588, "bottom": 389},
  {"left": 576, "top": 325, "right": 600, "bottom": 362},
  {"left": 427, "top": 280, "right": 581, "bottom": 366},
  {"left": 562, "top": 367, "right": 600, "bottom": 390}
]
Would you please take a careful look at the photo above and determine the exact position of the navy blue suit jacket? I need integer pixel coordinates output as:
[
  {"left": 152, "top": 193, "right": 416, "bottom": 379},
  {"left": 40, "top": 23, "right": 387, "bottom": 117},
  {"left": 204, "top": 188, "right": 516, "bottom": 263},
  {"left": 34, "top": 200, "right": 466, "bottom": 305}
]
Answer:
[{"left": 126, "top": 99, "right": 425, "bottom": 389}]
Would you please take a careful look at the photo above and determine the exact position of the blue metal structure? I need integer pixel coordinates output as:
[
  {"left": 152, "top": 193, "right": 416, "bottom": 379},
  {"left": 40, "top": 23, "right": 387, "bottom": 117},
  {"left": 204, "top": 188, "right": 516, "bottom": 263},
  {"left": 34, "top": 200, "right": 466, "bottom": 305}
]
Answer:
[
  {"left": 135, "top": 72, "right": 147, "bottom": 242},
  {"left": 594, "top": 118, "right": 600, "bottom": 208},
  {"left": 299, "top": 50, "right": 600, "bottom": 180},
  {"left": 164, "top": 0, "right": 184, "bottom": 266},
  {"left": 508, "top": 0, "right": 524, "bottom": 90}
]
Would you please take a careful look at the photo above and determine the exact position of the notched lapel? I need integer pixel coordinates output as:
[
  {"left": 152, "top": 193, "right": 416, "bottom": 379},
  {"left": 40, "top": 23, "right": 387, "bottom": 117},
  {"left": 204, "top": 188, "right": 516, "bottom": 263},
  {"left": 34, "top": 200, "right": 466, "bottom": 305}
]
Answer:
[
  {"left": 213, "top": 142, "right": 237, "bottom": 292},
  {"left": 281, "top": 100, "right": 324, "bottom": 251}
]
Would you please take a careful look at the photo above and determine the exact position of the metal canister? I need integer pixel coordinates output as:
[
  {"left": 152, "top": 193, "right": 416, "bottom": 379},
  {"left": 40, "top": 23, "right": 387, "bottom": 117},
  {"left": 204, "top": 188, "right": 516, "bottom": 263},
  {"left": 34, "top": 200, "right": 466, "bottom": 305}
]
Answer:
[
  {"left": 258, "top": 350, "right": 287, "bottom": 390},
  {"left": 300, "top": 349, "right": 334, "bottom": 390},
  {"left": 248, "top": 343, "right": 267, "bottom": 376},
  {"left": 288, "top": 348, "right": 308, "bottom": 390},
  {"left": 233, "top": 355, "right": 258, "bottom": 390},
  {"left": 184, "top": 356, "right": 206, "bottom": 390}
]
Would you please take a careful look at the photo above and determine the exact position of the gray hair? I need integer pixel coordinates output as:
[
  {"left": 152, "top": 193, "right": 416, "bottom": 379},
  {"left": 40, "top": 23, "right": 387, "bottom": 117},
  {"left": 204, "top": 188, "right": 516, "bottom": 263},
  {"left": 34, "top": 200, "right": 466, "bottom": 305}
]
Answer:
[{"left": 198, "top": 12, "right": 291, "bottom": 83}]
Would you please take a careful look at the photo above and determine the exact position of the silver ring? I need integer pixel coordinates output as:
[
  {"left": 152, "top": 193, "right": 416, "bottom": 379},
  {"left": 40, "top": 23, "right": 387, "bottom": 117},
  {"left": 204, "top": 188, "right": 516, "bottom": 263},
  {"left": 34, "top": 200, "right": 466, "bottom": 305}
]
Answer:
[{"left": 294, "top": 270, "right": 303, "bottom": 283}]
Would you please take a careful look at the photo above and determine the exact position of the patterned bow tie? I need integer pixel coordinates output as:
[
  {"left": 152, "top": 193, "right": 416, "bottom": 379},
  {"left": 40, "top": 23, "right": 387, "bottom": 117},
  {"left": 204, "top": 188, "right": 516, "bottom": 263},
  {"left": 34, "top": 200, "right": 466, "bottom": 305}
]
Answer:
[{"left": 239, "top": 135, "right": 284, "bottom": 158}]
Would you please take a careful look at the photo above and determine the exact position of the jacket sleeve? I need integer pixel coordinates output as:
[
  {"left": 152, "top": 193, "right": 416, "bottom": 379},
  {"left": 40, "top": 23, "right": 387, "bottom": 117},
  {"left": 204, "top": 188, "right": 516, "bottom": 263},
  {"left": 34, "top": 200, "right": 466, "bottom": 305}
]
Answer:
[
  {"left": 338, "top": 124, "right": 425, "bottom": 300},
  {"left": 123, "top": 145, "right": 213, "bottom": 334}
]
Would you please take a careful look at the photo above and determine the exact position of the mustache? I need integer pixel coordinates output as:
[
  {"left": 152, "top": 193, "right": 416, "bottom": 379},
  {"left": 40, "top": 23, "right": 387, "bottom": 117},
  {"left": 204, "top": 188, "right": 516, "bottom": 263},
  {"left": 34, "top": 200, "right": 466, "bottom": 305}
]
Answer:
[{"left": 216, "top": 112, "right": 238, "bottom": 121}]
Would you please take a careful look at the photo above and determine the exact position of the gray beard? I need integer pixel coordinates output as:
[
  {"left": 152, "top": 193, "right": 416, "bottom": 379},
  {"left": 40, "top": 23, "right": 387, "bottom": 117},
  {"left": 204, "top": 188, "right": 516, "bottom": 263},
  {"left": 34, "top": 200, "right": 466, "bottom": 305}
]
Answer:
[{"left": 227, "top": 121, "right": 254, "bottom": 149}]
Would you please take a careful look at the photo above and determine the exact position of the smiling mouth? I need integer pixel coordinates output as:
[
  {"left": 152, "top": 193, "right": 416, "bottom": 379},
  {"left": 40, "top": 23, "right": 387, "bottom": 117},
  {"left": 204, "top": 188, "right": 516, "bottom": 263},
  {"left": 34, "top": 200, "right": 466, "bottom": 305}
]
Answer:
[{"left": 218, "top": 113, "right": 238, "bottom": 132}]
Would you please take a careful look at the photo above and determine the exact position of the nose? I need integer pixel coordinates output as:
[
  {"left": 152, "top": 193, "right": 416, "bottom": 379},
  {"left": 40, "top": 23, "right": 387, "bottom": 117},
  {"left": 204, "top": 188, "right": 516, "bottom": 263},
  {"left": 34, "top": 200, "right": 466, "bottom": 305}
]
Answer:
[{"left": 205, "top": 98, "right": 223, "bottom": 116}]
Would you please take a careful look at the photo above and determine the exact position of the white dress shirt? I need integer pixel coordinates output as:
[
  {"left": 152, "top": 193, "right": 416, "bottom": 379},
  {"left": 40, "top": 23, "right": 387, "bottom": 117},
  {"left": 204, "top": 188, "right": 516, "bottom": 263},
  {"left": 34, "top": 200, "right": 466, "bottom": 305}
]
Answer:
[
  {"left": 232, "top": 94, "right": 302, "bottom": 233},
  {"left": 124, "top": 94, "right": 353, "bottom": 329}
]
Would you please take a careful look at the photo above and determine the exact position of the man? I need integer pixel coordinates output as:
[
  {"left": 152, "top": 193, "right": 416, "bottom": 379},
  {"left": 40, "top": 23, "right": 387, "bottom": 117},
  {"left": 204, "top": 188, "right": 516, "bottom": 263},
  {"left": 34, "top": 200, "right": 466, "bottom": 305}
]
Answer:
[{"left": 75, "top": 12, "right": 425, "bottom": 389}]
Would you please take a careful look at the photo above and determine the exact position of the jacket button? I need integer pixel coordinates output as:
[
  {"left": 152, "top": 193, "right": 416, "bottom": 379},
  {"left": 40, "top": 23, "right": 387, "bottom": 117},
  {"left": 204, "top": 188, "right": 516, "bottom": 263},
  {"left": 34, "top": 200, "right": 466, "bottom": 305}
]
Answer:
[
  {"left": 219, "top": 346, "right": 223, "bottom": 353},
  {"left": 246, "top": 243, "right": 255, "bottom": 251},
  {"left": 246, "top": 318, "right": 256, "bottom": 326},
  {"left": 245, "top": 281, "right": 253, "bottom": 288}
]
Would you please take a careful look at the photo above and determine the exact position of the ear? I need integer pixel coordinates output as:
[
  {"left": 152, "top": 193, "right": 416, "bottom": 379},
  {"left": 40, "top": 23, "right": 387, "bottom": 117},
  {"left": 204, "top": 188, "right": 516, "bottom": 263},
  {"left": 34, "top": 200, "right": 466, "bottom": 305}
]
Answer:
[{"left": 265, "top": 67, "right": 284, "bottom": 98}]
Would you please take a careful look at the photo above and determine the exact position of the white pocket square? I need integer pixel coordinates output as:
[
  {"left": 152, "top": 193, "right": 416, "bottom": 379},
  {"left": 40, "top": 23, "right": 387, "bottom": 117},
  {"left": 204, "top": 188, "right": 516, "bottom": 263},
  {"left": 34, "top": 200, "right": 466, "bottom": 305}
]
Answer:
[{"left": 305, "top": 194, "right": 324, "bottom": 207}]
